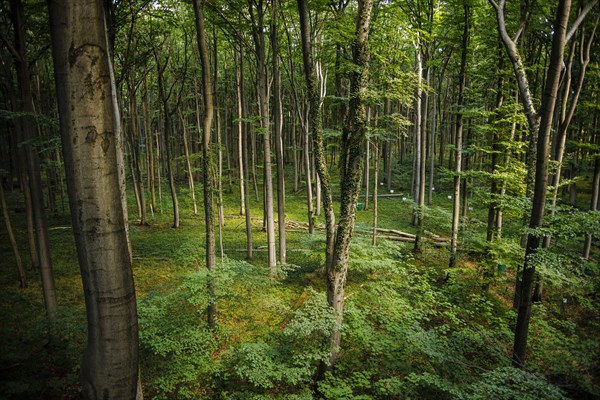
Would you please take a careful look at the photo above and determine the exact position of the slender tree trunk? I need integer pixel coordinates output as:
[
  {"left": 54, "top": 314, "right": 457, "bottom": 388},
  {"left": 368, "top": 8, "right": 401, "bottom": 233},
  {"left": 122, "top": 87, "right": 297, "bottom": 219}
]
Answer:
[
  {"left": 428, "top": 90, "right": 437, "bottom": 206},
  {"left": 143, "top": 78, "right": 156, "bottom": 217},
  {"left": 271, "top": 0, "right": 286, "bottom": 264},
  {"left": 10, "top": 0, "right": 57, "bottom": 317},
  {"left": 414, "top": 41, "right": 426, "bottom": 253},
  {"left": 292, "top": 110, "right": 299, "bottom": 192},
  {"left": 487, "top": 51, "right": 504, "bottom": 242},
  {"left": 449, "top": 3, "right": 469, "bottom": 269},
  {"left": 249, "top": 0, "right": 276, "bottom": 271},
  {"left": 497, "top": 91, "right": 519, "bottom": 240},
  {"left": 21, "top": 173, "right": 40, "bottom": 271},
  {"left": 461, "top": 125, "right": 471, "bottom": 230},
  {"left": 236, "top": 48, "right": 246, "bottom": 216},
  {"left": 213, "top": 29, "right": 225, "bottom": 234},
  {"left": 154, "top": 50, "right": 179, "bottom": 228},
  {"left": 48, "top": 0, "right": 140, "bottom": 397},
  {"left": 1, "top": 182, "right": 26, "bottom": 288},
  {"left": 545, "top": 17, "right": 596, "bottom": 247},
  {"left": 304, "top": 110, "right": 314, "bottom": 234},
  {"left": 192, "top": 0, "right": 217, "bottom": 329},
  {"left": 372, "top": 141, "right": 379, "bottom": 246},
  {"left": 128, "top": 86, "right": 148, "bottom": 225},
  {"left": 364, "top": 137, "right": 370, "bottom": 210},
  {"left": 583, "top": 154, "right": 599, "bottom": 259},
  {"left": 238, "top": 46, "right": 253, "bottom": 260},
  {"left": 297, "top": 0, "right": 335, "bottom": 273},
  {"left": 179, "top": 110, "right": 198, "bottom": 215}
]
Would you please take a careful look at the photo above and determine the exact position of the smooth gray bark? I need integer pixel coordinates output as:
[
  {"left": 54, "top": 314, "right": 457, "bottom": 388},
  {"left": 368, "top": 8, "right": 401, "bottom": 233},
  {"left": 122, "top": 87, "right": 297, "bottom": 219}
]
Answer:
[{"left": 48, "top": 0, "right": 140, "bottom": 397}]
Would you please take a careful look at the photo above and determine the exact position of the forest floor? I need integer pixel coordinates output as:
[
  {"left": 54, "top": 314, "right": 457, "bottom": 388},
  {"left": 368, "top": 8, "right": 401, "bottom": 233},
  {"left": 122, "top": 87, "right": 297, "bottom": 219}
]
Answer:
[{"left": 1, "top": 167, "right": 599, "bottom": 399}]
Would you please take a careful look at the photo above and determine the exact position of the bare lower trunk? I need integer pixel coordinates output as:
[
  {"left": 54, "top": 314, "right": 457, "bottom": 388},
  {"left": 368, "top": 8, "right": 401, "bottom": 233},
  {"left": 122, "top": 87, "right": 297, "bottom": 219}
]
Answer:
[{"left": 48, "top": 0, "right": 140, "bottom": 396}]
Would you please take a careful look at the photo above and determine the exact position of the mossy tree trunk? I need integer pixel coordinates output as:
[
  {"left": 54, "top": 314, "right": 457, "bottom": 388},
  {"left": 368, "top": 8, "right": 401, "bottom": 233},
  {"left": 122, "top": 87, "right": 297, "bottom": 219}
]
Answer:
[{"left": 192, "top": 0, "right": 217, "bottom": 328}]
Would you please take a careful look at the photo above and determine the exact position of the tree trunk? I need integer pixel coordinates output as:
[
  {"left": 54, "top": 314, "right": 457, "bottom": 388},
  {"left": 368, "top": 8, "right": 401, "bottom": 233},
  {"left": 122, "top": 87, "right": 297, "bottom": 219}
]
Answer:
[
  {"left": 583, "top": 154, "right": 599, "bottom": 259},
  {"left": 10, "top": 0, "right": 57, "bottom": 317},
  {"left": 364, "top": 137, "right": 370, "bottom": 210},
  {"left": 486, "top": 51, "right": 504, "bottom": 243},
  {"left": 325, "top": 0, "right": 372, "bottom": 372},
  {"left": 238, "top": 45, "right": 253, "bottom": 260},
  {"left": 250, "top": 0, "right": 276, "bottom": 271},
  {"left": 1, "top": 181, "right": 26, "bottom": 288},
  {"left": 297, "top": 0, "right": 336, "bottom": 273},
  {"left": 372, "top": 141, "right": 379, "bottom": 246},
  {"left": 449, "top": 3, "right": 469, "bottom": 269},
  {"left": 48, "top": 0, "right": 140, "bottom": 397},
  {"left": 236, "top": 48, "right": 246, "bottom": 216},
  {"left": 128, "top": 86, "right": 148, "bottom": 224},
  {"left": 428, "top": 89, "right": 437, "bottom": 206},
  {"left": 154, "top": 50, "right": 179, "bottom": 228},
  {"left": 511, "top": 0, "right": 571, "bottom": 368},
  {"left": 414, "top": 40, "right": 426, "bottom": 254},
  {"left": 545, "top": 17, "right": 597, "bottom": 247},
  {"left": 179, "top": 110, "right": 198, "bottom": 215},
  {"left": 143, "top": 77, "right": 157, "bottom": 217},
  {"left": 271, "top": 0, "right": 286, "bottom": 265},
  {"left": 213, "top": 29, "right": 225, "bottom": 235},
  {"left": 192, "top": 0, "right": 217, "bottom": 329},
  {"left": 304, "top": 110, "right": 314, "bottom": 234}
]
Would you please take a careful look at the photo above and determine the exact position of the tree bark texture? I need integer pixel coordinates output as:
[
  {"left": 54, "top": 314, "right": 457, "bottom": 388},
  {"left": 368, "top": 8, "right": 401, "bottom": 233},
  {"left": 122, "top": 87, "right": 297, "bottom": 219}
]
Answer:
[
  {"left": 48, "top": 0, "right": 140, "bottom": 397},
  {"left": 327, "top": 0, "right": 373, "bottom": 370},
  {"left": 297, "top": 0, "right": 335, "bottom": 270}
]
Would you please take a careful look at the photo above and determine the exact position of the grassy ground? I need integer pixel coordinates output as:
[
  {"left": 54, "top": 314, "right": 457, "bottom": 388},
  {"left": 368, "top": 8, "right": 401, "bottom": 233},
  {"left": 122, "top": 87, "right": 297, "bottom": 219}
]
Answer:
[{"left": 0, "top": 161, "right": 598, "bottom": 399}]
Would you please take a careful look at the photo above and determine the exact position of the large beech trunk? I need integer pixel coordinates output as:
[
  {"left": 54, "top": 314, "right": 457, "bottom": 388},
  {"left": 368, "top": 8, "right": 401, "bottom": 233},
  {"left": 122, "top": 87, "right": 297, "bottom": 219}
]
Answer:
[{"left": 48, "top": 0, "right": 140, "bottom": 397}]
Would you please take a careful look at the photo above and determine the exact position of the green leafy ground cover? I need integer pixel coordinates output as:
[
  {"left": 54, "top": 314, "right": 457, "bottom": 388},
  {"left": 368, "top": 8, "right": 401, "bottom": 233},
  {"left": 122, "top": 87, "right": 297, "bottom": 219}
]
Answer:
[{"left": 0, "top": 165, "right": 599, "bottom": 399}]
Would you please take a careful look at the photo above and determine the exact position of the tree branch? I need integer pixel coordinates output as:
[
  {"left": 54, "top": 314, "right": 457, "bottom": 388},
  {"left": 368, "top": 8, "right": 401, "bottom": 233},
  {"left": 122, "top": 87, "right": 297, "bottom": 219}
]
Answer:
[{"left": 565, "top": 0, "right": 598, "bottom": 43}]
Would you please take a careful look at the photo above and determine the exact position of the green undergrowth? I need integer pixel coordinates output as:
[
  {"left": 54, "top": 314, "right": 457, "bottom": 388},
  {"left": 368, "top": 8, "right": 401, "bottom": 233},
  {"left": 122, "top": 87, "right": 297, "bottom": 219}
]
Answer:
[{"left": 1, "top": 172, "right": 599, "bottom": 398}]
